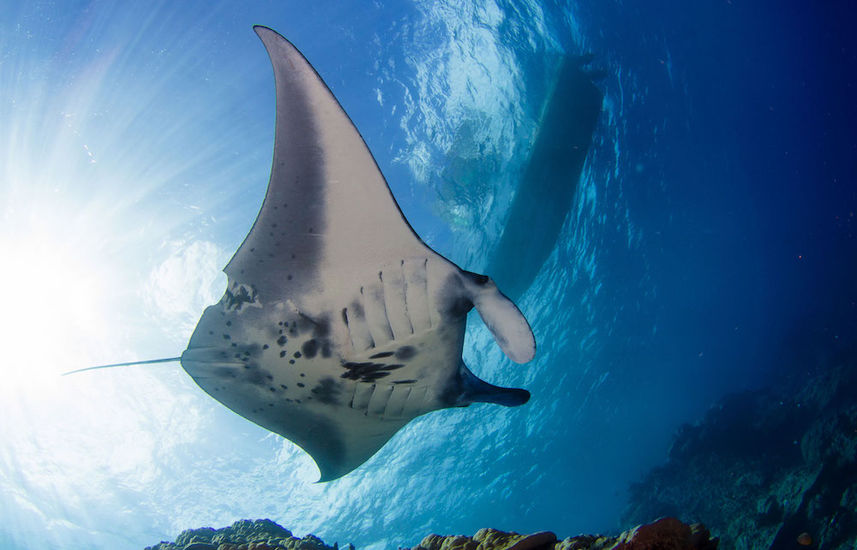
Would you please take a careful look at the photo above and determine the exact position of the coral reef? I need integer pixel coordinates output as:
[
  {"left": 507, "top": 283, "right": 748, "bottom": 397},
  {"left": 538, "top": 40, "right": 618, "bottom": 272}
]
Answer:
[
  {"left": 406, "top": 518, "right": 716, "bottom": 549},
  {"left": 146, "top": 518, "right": 717, "bottom": 550},
  {"left": 624, "top": 362, "right": 857, "bottom": 549},
  {"left": 144, "top": 519, "right": 352, "bottom": 550}
]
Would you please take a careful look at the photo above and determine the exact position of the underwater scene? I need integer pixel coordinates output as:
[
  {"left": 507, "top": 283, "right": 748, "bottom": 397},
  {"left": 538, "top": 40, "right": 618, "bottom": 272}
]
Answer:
[{"left": 1, "top": 1, "right": 855, "bottom": 549}]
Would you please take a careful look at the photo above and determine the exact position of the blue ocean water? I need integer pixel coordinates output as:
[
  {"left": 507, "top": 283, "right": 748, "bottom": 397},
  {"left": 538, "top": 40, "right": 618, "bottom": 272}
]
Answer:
[{"left": 0, "top": 1, "right": 854, "bottom": 549}]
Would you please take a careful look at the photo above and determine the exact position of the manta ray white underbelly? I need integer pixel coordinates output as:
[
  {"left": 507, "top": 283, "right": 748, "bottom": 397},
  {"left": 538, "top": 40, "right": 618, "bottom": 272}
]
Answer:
[{"left": 89, "top": 26, "right": 536, "bottom": 482}]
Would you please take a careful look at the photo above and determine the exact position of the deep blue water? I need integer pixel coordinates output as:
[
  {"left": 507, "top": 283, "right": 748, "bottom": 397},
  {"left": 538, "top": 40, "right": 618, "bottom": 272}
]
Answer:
[{"left": 0, "top": 1, "right": 854, "bottom": 549}]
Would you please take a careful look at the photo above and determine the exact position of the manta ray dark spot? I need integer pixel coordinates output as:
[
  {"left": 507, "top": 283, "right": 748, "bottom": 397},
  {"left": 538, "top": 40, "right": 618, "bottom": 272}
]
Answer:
[
  {"left": 289, "top": 359, "right": 295, "bottom": 364},
  {"left": 294, "top": 351, "right": 302, "bottom": 359},
  {"left": 312, "top": 316, "right": 331, "bottom": 336},
  {"left": 280, "top": 351, "right": 286, "bottom": 358},
  {"left": 245, "top": 368, "right": 271, "bottom": 386},
  {"left": 270, "top": 387, "right": 276, "bottom": 392},
  {"left": 224, "top": 284, "right": 258, "bottom": 311},
  {"left": 280, "top": 384, "right": 288, "bottom": 390},
  {"left": 222, "top": 334, "right": 231, "bottom": 340},
  {"left": 396, "top": 346, "right": 416, "bottom": 360},
  {"left": 262, "top": 344, "right": 269, "bottom": 350},
  {"left": 370, "top": 351, "right": 394, "bottom": 359},
  {"left": 340, "top": 361, "right": 399, "bottom": 382},
  {"left": 393, "top": 379, "right": 417, "bottom": 384},
  {"left": 277, "top": 335, "right": 287, "bottom": 346},
  {"left": 301, "top": 340, "right": 318, "bottom": 358},
  {"left": 311, "top": 378, "right": 340, "bottom": 405},
  {"left": 297, "top": 382, "right": 305, "bottom": 388},
  {"left": 225, "top": 321, "right": 232, "bottom": 327}
]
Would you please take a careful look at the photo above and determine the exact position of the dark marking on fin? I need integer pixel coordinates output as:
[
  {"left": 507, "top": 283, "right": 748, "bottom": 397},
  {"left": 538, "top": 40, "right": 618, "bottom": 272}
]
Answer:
[{"left": 395, "top": 346, "right": 416, "bottom": 360}]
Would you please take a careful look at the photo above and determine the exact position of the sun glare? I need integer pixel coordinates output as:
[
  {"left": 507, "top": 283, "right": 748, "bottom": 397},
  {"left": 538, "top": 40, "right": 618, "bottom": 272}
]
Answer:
[{"left": 0, "top": 222, "right": 114, "bottom": 396}]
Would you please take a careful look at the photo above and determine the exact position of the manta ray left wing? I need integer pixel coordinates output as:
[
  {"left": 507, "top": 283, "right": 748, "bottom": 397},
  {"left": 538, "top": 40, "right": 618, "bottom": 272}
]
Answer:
[{"left": 225, "top": 26, "right": 430, "bottom": 304}]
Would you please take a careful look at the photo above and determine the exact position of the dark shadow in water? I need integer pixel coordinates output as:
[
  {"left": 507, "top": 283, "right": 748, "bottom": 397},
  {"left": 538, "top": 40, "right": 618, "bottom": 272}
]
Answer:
[{"left": 488, "top": 55, "right": 603, "bottom": 300}]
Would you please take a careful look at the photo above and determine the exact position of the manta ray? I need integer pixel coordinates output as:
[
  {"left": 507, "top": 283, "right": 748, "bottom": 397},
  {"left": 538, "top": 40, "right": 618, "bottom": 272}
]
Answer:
[{"left": 74, "top": 26, "right": 536, "bottom": 481}]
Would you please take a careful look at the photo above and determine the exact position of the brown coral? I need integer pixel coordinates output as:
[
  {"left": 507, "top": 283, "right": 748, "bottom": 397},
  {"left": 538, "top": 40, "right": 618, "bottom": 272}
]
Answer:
[
  {"left": 404, "top": 518, "right": 716, "bottom": 550},
  {"left": 152, "top": 517, "right": 717, "bottom": 550},
  {"left": 611, "top": 518, "right": 718, "bottom": 550}
]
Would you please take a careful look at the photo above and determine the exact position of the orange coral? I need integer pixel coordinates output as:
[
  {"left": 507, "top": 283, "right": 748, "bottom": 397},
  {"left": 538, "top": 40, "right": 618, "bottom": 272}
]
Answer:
[{"left": 797, "top": 532, "right": 813, "bottom": 546}]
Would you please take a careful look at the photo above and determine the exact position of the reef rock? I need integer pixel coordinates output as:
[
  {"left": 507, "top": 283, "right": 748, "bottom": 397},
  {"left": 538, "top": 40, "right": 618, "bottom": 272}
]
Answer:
[
  {"left": 147, "top": 518, "right": 716, "bottom": 550},
  {"left": 624, "top": 361, "right": 857, "bottom": 549},
  {"left": 144, "top": 518, "right": 352, "bottom": 550},
  {"left": 404, "top": 518, "right": 717, "bottom": 549}
]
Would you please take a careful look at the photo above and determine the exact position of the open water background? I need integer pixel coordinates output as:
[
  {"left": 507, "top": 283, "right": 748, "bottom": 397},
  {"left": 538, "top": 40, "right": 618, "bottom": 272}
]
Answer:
[{"left": 0, "top": 1, "right": 854, "bottom": 548}]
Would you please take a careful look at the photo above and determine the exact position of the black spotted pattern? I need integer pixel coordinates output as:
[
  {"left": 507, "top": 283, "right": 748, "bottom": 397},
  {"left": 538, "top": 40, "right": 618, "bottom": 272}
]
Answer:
[
  {"left": 301, "top": 339, "right": 318, "bottom": 358},
  {"left": 223, "top": 284, "right": 258, "bottom": 311},
  {"left": 310, "top": 377, "right": 340, "bottom": 405},
  {"left": 395, "top": 346, "right": 417, "bottom": 360},
  {"left": 340, "top": 362, "right": 404, "bottom": 382}
]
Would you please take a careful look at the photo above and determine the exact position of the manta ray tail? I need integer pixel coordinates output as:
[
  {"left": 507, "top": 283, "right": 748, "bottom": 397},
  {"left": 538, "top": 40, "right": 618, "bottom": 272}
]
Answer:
[{"left": 62, "top": 357, "right": 182, "bottom": 376}]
